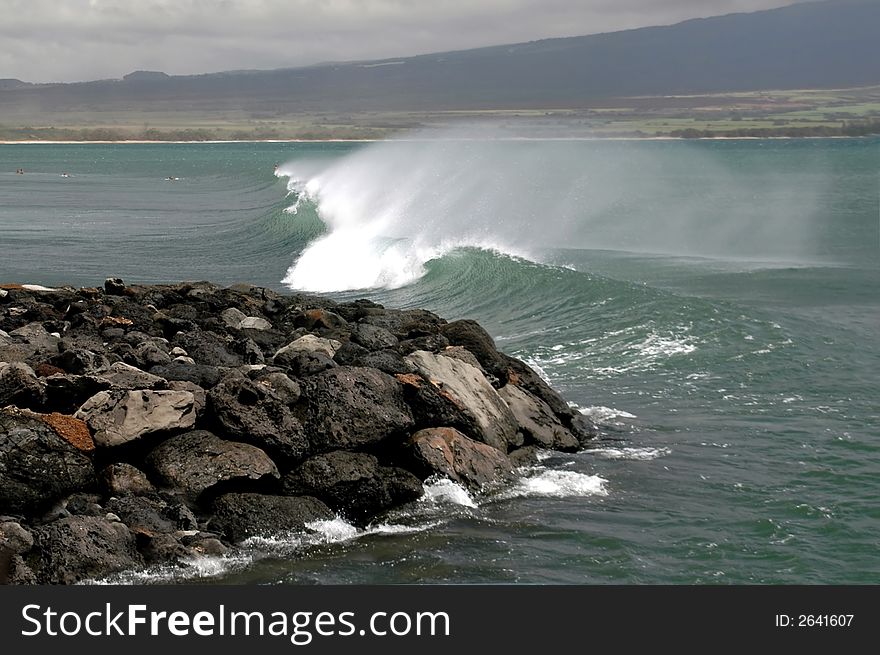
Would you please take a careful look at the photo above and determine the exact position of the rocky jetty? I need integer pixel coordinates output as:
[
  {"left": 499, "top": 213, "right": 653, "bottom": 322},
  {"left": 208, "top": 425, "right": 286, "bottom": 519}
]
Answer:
[{"left": 0, "top": 279, "right": 596, "bottom": 584}]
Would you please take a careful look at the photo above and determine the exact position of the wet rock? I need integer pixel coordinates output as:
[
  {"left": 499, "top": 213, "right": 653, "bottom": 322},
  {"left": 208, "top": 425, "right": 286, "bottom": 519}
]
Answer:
[
  {"left": 296, "top": 366, "right": 414, "bottom": 452},
  {"left": 282, "top": 451, "right": 423, "bottom": 524},
  {"left": 441, "top": 320, "right": 509, "bottom": 386},
  {"left": 395, "top": 372, "right": 483, "bottom": 438},
  {"left": 105, "top": 496, "right": 180, "bottom": 534},
  {"left": 409, "top": 427, "right": 513, "bottom": 490},
  {"left": 135, "top": 531, "right": 190, "bottom": 564},
  {"left": 209, "top": 493, "right": 333, "bottom": 542},
  {"left": 502, "top": 354, "right": 576, "bottom": 423},
  {"left": 351, "top": 323, "right": 398, "bottom": 351},
  {"left": 0, "top": 411, "right": 95, "bottom": 514},
  {"left": 208, "top": 377, "right": 308, "bottom": 464},
  {"left": 499, "top": 384, "right": 579, "bottom": 452},
  {"left": 273, "top": 334, "right": 342, "bottom": 362},
  {"left": 569, "top": 414, "right": 600, "bottom": 447},
  {"left": 99, "top": 463, "right": 155, "bottom": 497},
  {"left": 508, "top": 446, "right": 541, "bottom": 468},
  {"left": 405, "top": 351, "right": 519, "bottom": 452},
  {"left": 76, "top": 389, "right": 196, "bottom": 448},
  {"left": 147, "top": 430, "right": 280, "bottom": 500},
  {"left": 32, "top": 516, "right": 141, "bottom": 584},
  {"left": 0, "top": 362, "right": 46, "bottom": 410},
  {"left": 96, "top": 361, "right": 168, "bottom": 390}
]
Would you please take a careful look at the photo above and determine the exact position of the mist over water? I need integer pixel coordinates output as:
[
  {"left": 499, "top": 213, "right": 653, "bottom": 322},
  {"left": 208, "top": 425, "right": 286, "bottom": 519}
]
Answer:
[{"left": 278, "top": 129, "right": 826, "bottom": 292}]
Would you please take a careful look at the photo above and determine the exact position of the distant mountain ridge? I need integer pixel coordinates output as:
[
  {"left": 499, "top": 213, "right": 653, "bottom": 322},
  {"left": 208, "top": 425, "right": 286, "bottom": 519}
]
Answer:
[{"left": 1, "top": 0, "right": 877, "bottom": 116}]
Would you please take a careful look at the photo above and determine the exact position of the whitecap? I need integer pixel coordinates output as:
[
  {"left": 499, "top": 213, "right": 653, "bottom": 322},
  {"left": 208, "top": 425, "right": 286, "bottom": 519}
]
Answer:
[
  {"left": 587, "top": 446, "right": 670, "bottom": 461},
  {"left": 504, "top": 470, "right": 608, "bottom": 499}
]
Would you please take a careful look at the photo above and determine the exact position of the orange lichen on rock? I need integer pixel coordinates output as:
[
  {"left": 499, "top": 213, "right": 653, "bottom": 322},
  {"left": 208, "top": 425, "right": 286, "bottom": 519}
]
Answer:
[
  {"left": 100, "top": 316, "right": 134, "bottom": 328},
  {"left": 395, "top": 373, "right": 423, "bottom": 388},
  {"left": 41, "top": 413, "right": 95, "bottom": 453}
]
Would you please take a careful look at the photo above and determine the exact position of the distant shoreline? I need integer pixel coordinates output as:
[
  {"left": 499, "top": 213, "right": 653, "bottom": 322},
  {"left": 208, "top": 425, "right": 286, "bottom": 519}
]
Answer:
[{"left": 0, "top": 135, "right": 873, "bottom": 145}]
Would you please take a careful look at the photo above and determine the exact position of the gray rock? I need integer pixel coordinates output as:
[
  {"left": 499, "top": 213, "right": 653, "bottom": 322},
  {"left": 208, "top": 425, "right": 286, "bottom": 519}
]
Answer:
[
  {"left": 99, "top": 463, "right": 155, "bottom": 497},
  {"left": 96, "top": 361, "right": 169, "bottom": 390},
  {"left": 75, "top": 389, "right": 196, "bottom": 448},
  {"left": 0, "top": 411, "right": 95, "bottom": 514},
  {"left": 351, "top": 323, "right": 398, "bottom": 351},
  {"left": 441, "top": 319, "right": 509, "bottom": 386},
  {"left": 147, "top": 430, "right": 279, "bottom": 499},
  {"left": 273, "top": 334, "right": 342, "bottom": 362},
  {"left": 0, "top": 362, "right": 46, "bottom": 410},
  {"left": 104, "top": 278, "right": 126, "bottom": 295},
  {"left": 405, "top": 351, "right": 519, "bottom": 452},
  {"left": 9, "top": 322, "right": 61, "bottom": 352},
  {"left": 166, "top": 380, "right": 207, "bottom": 415},
  {"left": 297, "top": 366, "right": 414, "bottom": 452},
  {"left": 239, "top": 316, "right": 272, "bottom": 331},
  {"left": 173, "top": 330, "right": 241, "bottom": 367},
  {"left": 0, "top": 521, "right": 34, "bottom": 554},
  {"left": 32, "top": 516, "right": 141, "bottom": 584},
  {"left": 49, "top": 348, "right": 110, "bottom": 375},
  {"left": 499, "top": 384, "right": 579, "bottom": 452},
  {"left": 209, "top": 493, "right": 333, "bottom": 542},
  {"left": 282, "top": 451, "right": 423, "bottom": 524},
  {"left": 208, "top": 377, "right": 308, "bottom": 463},
  {"left": 149, "top": 361, "right": 222, "bottom": 388},
  {"left": 409, "top": 427, "right": 513, "bottom": 490},
  {"left": 276, "top": 350, "right": 337, "bottom": 376},
  {"left": 254, "top": 372, "right": 301, "bottom": 405},
  {"left": 220, "top": 307, "right": 247, "bottom": 329},
  {"left": 502, "top": 354, "right": 576, "bottom": 423}
]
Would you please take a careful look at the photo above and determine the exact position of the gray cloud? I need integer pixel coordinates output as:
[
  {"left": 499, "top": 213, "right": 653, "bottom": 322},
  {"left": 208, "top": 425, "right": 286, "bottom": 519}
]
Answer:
[{"left": 0, "top": 0, "right": 809, "bottom": 82}]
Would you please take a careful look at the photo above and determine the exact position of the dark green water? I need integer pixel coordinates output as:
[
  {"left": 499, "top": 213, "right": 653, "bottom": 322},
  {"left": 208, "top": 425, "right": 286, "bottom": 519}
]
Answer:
[{"left": 1, "top": 138, "right": 877, "bottom": 583}]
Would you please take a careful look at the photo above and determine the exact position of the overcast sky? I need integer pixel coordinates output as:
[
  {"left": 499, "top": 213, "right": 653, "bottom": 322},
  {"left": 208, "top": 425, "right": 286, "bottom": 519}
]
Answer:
[{"left": 1, "top": 0, "right": 811, "bottom": 83}]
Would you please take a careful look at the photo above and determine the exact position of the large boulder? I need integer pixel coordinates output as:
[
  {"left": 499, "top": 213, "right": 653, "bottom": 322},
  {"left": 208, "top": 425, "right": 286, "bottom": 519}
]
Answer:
[
  {"left": 282, "top": 451, "right": 423, "bottom": 524},
  {"left": 0, "top": 362, "right": 46, "bottom": 410},
  {"left": 361, "top": 308, "right": 446, "bottom": 339},
  {"left": 172, "top": 329, "right": 241, "bottom": 367},
  {"left": 31, "top": 516, "right": 141, "bottom": 584},
  {"left": 147, "top": 430, "right": 279, "bottom": 499},
  {"left": 395, "top": 372, "right": 483, "bottom": 438},
  {"left": 440, "top": 320, "right": 510, "bottom": 385},
  {"left": 208, "top": 493, "right": 333, "bottom": 542},
  {"left": 105, "top": 495, "right": 197, "bottom": 534},
  {"left": 501, "top": 354, "right": 576, "bottom": 423},
  {"left": 75, "top": 389, "right": 196, "bottom": 448},
  {"left": 0, "top": 411, "right": 95, "bottom": 514},
  {"left": 207, "top": 377, "right": 308, "bottom": 463},
  {"left": 409, "top": 427, "right": 513, "bottom": 490},
  {"left": 295, "top": 366, "right": 414, "bottom": 452},
  {"left": 498, "top": 384, "right": 579, "bottom": 452},
  {"left": 404, "top": 351, "right": 519, "bottom": 452}
]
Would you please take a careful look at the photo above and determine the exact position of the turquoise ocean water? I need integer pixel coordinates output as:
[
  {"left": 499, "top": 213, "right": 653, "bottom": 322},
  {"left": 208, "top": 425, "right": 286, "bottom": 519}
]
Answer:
[{"left": 1, "top": 137, "right": 877, "bottom": 583}]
